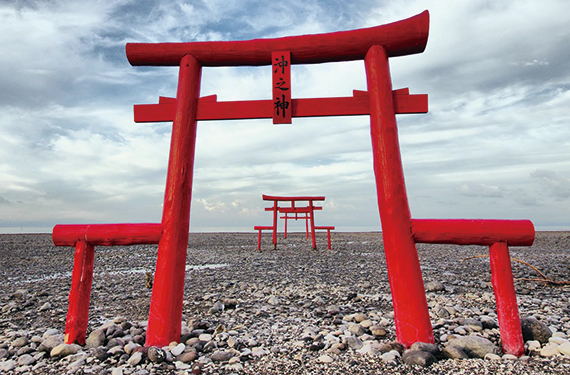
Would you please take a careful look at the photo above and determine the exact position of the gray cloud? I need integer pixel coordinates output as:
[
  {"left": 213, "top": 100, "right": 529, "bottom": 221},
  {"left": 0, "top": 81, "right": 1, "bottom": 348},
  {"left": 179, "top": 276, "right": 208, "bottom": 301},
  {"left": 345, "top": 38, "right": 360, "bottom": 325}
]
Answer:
[{"left": 0, "top": 0, "right": 569, "bottom": 232}]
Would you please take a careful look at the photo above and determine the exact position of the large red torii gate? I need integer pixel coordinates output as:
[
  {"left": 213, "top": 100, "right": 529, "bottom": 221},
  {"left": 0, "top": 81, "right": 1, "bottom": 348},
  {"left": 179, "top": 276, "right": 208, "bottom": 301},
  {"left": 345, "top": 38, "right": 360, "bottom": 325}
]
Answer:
[
  {"left": 128, "top": 10, "right": 434, "bottom": 348},
  {"left": 53, "top": 9, "right": 535, "bottom": 356}
]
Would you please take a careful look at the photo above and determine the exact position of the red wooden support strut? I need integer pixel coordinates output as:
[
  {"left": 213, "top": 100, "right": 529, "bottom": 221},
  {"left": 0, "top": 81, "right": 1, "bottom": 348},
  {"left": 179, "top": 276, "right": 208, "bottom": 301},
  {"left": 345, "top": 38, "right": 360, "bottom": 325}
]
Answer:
[
  {"left": 489, "top": 242, "right": 525, "bottom": 356},
  {"left": 65, "top": 240, "right": 95, "bottom": 345},
  {"left": 133, "top": 90, "right": 427, "bottom": 123},
  {"left": 365, "top": 45, "right": 433, "bottom": 347},
  {"left": 145, "top": 54, "right": 202, "bottom": 347}
]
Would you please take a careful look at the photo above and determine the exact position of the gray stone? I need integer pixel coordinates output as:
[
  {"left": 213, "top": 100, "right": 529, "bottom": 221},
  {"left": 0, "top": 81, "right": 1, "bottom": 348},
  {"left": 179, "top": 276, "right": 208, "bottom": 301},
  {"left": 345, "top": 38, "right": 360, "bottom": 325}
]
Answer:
[
  {"left": 17, "top": 354, "right": 36, "bottom": 366},
  {"left": 344, "top": 336, "right": 363, "bottom": 350},
  {"left": 210, "top": 350, "right": 234, "bottom": 362},
  {"left": 92, "top": 347, "right": 109, "bottom": 361},
  {"left": 521, "top": 317, "right": 552, "bottom": 344},
  {"left": 177, "top": 350, "right": 197, "bottom": 363},
  {"left": 442, "top": 345, "right": 469, "bottom": 359},
  {"left": 0, "top": 348, "right": 8, "bottom": 359},
  {"left": 147, "top": 346, "right": 166, "bottom": 363},
  {"left": 403, "top": 350, "right": 436, "bottom": 367},
  {"left": 86, "top": 329, "right": 106, "bottom": 348},
  {"left": 425, "top": 281, "right": 444, "bottom": 292},
  {"left": 124, "top": 342, "right": 140, "bottom": 355},
  {"left": 38, "top": 302, "right": 52, "bottom": 311},
  {"left": 38, "top": 335, "right": 63, "bottom": 352},
  {"left": 0, "top": 360, "right": 15, "bottom": 372},
  {"left": 267, "top": 296, "right": 280, "bottom": 305},
  {"left": 50, "top": 343, "right": 80, "bottom": 358},
  {"left": 327, "top": 305, "right": 341, "bottom": 315},
  {"left": 42, "top": 329, "right": 60, "bottom": 339},
  {"left": 370, "top": 325, "right": 387, "bottom": 337},
  {"left": 210, "top": 301, "right": 224, "bottom": 313},
  {"left": 410, "top": 342, "right": 440, "bottom": 356},
  {"left": 460, "top": 318, "right": 483, "bottom": 332},
  {"left": 348, "top": 323, "right": 365, "bottom": 336},
  {"left": 481, "top": 316, "right": 497, "bottom": 329},
  {"left": 447, "top": 336, "right": 498, "bottom": 358},
  {"left": 11, "top": 336, "right": 29, "bottom": 347},
  {"left": 127, "top": 351, "right": 143, "bottom": 366}
]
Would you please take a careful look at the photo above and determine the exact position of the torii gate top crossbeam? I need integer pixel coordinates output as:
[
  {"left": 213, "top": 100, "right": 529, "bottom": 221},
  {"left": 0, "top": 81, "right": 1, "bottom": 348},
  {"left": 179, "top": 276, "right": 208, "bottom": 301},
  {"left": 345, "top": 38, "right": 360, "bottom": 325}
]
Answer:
[{"left": 126, "top": 11, "right": 429, "bottom": 67}]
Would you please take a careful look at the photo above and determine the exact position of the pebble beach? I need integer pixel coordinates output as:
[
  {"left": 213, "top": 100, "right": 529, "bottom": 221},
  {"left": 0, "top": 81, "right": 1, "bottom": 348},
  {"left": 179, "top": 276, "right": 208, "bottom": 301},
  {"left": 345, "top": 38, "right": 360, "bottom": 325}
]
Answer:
[{"left": 0, "top": 231, "right": 569, "bottom": 374}]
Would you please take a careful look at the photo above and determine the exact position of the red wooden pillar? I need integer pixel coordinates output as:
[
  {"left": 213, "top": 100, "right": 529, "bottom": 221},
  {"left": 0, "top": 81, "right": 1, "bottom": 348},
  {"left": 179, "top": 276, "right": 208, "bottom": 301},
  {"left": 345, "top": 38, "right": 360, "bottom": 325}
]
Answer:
[
  {"left": 284, "top": 215, "right": 288, "bottom": 239},
  {"left": 146, "top": 54, "right": 202, "bottom": 347},
  {"left": 309, "top": 200, "right": 317, "bottom": 249},
  {"left": 305, "top": 215, "right": 309, "bottom": 239},
  {"left": 272, "top": 201, "right": 278, "bottom": 249},
  {"left": 65, "top": 240, "right": 95, "bottom": 345},
  {"left": 489, "top": 242, "right": 524, "bottom": 356},
  {"left": 364, "top": 45, "right": 433, "bottom": 347}
]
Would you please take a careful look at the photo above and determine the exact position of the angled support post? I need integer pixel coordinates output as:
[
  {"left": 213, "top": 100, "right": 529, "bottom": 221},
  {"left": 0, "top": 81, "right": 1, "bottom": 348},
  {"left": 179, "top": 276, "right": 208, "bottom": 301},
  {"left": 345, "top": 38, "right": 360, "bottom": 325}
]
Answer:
[
  {"left": 145, "top": 54, "right": 202, "bottom": 347},
  {"left": 489, "top": 242, "right": 524, "bottom": 356},
  {"left": 65, "top": 239, "right": 95, "bottom": 345},
  {"left": 365, "top": 45, "right": 433, "bottom": 347}
]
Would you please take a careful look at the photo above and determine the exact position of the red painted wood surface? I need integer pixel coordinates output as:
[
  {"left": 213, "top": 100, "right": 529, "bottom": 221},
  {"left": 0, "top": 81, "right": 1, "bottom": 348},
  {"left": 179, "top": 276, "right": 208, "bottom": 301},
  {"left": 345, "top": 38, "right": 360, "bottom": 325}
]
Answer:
[
  {"left": 365, "top": 45, "right": 433, "bottom": 347},
  {"left": 52, "top": 223, "right": 162, "bottom": 246},
  {"left": 126, "top": 11, "right": 429, "bottom": 67},
  {"left": 263, "top": 194, "right": 325, "bottom": 202},
  {"left": 272, "top": 51, "right": 292, "bottom": 124},
  {"left": 133, "top": 90, "right": 427, "bottom": 123},
  {"left": 65, "top": 240, "right": 95, "bottom": 345},
  {"left": 145, "top": 54, "right": 202, "bottom": 347},
  {"left": 489, "top": 242, "right": 525, "bottom": 356},
  {"left": 411, "top": 219, "right": 535, "bottom": 246}
]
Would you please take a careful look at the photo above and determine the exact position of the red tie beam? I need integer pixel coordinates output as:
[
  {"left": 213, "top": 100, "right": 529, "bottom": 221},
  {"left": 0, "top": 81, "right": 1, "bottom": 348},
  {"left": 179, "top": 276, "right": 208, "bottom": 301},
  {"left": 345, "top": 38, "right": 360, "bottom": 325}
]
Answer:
[{"left": 51, "top": 10, "right": 535, "bottom": 357}]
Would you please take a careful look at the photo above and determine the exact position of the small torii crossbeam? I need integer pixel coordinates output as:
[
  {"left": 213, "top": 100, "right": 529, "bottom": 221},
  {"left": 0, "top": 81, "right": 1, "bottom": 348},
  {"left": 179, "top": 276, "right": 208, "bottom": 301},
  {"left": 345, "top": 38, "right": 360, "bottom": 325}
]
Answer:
[{"left": 52, "top": 10, "right": 535, "bottom": 357}]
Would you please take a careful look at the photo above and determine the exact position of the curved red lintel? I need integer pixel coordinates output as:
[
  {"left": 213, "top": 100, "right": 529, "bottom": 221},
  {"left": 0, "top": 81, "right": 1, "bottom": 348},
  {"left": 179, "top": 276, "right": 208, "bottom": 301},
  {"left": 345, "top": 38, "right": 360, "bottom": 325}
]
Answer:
[
  {"left": 411, "top": 219, "right": 535, "bottom": 247},
  {"left": 126, "top": 10, "right": 429, "bottom": 67},
  {"left": 262, "top": 194, "right": 326, "bottom": 202}
]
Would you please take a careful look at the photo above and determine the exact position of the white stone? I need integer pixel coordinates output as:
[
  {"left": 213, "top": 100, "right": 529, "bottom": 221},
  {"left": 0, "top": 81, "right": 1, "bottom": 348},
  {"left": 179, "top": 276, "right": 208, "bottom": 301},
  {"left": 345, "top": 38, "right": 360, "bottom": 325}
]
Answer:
[
  {"left": 484, "top": 353, "right": 501, "bottom": 360},
  {"left": 549, "top": 337, "right": 568, "bottom": 345},
  {"left": 558, "top": 342, "right": 570, "bottom": 356},
  {"left": 502, "top": 354, "right": 518, "bottom": 360},
  {"left": 198, "top": 333, "right": 212, "bottom": 342},
  {"left": 318, "top": 354, "right": 334, "bottom": 363},
  {"left": 171, "top": 343, "right": 185, "bottom": 356},
  {"left": 127, "top": 352, "right": 143, "bottom": 366},
  {"left": 540, "top": 343, "right": 560, "bottom": 357},
  {"left": 111, "top": 368, "right": 123, "bottom": 375},
  {"left": 526, "top": 340, "right": 541, "bottom": 351},
  {"left": 175, "top": 361, "right": 191, "bottom": 370}
]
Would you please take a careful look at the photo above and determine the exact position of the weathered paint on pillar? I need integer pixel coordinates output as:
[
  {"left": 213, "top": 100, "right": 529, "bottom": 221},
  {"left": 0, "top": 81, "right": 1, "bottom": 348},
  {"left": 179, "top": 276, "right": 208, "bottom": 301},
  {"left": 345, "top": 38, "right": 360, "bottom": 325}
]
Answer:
[
  {"left": 146, "top": 54, "right": 202, "bottom": 347},
  {"left": 489, "top": 242, "right": 525, "bottom": 356},
  {"left": 65, "top": 240, "right": 95, "bottom": 345},
  {"left": 272, "top": 201, "right": 278, "bottom": 249},
  {"left": 364, "top": 45, "right": 434, "bottom": 347}
]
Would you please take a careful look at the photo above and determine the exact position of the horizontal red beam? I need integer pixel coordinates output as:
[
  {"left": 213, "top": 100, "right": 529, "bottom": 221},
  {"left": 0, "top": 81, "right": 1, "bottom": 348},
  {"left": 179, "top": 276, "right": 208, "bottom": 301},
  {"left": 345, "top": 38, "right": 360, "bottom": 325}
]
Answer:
[
  {"left": 263, "top": 194, "right": 325, "bottom": 202},
  {"left": 265, "top": 206, "right": 323, "bottom": 212},
  {"left": 134, "top": 90, "right": 427, "bottom": 123},
  {"left": 126, "top": 11, "right": 429, "bottom": 67},
  {"left": 53, "top": 224, "right": 163, "bottom": 247},
  {"left": 278, "top": 207, "right": 323, "bottom": 213},
  {"left": 411, "top": 219, "right": 535, "bottom": 247}
]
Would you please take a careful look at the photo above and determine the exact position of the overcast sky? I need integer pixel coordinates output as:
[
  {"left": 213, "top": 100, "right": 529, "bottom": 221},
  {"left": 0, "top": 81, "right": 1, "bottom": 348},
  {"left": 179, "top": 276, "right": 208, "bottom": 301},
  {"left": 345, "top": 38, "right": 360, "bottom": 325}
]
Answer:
[{"left": 1, "top": 0, "right": 569, "bottom": 233}]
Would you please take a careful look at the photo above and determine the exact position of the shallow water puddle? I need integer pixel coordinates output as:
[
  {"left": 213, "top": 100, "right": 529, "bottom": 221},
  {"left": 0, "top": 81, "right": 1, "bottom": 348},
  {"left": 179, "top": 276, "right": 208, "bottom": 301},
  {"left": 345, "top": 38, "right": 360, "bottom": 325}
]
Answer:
[{"left": 11, "top": 264, "right": 229, "bottom": 284}]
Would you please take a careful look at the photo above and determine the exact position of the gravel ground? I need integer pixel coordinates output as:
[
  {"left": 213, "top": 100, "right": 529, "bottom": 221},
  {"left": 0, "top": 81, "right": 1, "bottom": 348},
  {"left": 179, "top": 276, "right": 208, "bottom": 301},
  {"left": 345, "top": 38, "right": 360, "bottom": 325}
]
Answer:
[{"left": 0, "top": 231, "right": 569, "bottom": 374}]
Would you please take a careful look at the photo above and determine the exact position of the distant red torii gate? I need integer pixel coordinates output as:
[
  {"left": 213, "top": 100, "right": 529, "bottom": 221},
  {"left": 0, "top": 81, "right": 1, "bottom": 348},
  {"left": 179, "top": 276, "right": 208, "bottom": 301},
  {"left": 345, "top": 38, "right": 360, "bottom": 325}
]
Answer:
[{"left": 53, "top": 9, "right": 535, "bottom": 357}]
